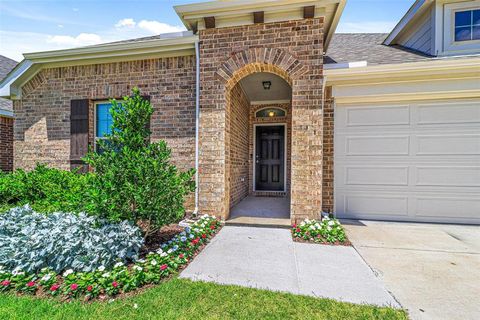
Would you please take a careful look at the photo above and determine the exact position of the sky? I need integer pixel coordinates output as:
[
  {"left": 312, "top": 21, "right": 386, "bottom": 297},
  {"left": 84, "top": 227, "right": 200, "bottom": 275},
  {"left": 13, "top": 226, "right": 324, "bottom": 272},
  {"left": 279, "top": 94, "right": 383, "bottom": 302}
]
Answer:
[{"left": 0, "top": 0, "right": 414, "bottom": 62}]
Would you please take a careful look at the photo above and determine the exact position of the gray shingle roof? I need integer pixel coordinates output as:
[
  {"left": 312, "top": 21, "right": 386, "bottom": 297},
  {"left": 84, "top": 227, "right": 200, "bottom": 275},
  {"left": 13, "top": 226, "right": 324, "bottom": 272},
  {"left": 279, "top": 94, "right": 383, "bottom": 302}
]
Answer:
[
  {"left": 0, "top": 55, "right": 17, "bottom": 113},
  {"left": 325, "top": 33, "right": 433, "bottom": 66}
]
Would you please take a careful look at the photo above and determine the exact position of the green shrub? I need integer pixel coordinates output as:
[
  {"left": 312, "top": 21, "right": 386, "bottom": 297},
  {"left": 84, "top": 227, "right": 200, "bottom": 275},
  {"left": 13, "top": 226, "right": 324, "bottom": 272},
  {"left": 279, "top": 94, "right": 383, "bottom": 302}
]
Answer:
[
  {"left": 83, "top": 88, "right": 195, "bottom": 238},
  {"left": 0, "top": 165, "right": 90, "bottom": 213}
]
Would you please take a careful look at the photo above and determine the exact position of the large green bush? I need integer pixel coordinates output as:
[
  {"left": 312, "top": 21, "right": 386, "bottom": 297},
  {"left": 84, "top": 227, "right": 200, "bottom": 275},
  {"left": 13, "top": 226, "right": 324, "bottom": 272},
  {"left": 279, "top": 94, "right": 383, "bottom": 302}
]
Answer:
[
  {"left": 84, "top": 88, "right": 195, "bottom": 238},
  {"left": 0, "top": 165, "right": 90, "bottom": 213}
]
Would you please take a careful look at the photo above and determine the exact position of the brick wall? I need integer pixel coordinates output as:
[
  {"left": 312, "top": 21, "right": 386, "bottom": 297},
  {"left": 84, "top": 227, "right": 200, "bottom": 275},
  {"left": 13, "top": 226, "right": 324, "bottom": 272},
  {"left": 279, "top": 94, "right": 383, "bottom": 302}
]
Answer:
[
  {"left": 198, "top": 18, "right": 324, "bottom": 220},
  {"left": 228, "top": 84, "right": 250, "bottom": 208},
  {"left": 0, "top": 116, "right": 13, "bottom": 172},
  {"left": 14, "top": 56, "right": 197, "bottom": 209},
  {"left": 322, "top": 87, "right": 334, "bottom": 213}
]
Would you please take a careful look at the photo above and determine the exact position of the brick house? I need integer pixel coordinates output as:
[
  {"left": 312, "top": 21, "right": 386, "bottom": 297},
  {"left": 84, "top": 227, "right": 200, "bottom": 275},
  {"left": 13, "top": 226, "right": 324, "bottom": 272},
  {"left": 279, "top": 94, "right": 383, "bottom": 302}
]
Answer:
[
  {"left": 0, "top": 55, "right": 17, "bottom": 172},
  {"left": 0, "top": 0, "right": 479, "bottom": 224}
]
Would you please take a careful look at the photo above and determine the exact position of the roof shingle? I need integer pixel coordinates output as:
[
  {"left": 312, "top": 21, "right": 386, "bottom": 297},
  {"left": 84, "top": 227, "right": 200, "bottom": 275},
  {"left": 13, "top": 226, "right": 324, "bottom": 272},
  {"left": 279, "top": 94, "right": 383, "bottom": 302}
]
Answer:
[{"left": 325, "top": 33, "right": 433, "bottom": 66}]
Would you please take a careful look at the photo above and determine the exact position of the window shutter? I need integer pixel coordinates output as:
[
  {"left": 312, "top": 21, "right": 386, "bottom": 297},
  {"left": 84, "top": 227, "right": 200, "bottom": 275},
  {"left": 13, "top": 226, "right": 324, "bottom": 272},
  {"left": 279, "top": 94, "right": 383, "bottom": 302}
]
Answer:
[{"left": 70, "top": 99, "right": 90, "bottom": 173}]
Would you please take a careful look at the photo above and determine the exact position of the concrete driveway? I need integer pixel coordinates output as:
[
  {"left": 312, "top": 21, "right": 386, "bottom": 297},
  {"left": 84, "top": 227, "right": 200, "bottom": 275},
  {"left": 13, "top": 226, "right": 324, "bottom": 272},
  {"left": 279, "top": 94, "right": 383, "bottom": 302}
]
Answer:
[
  {"left": 180, "top": 226, "right": 399, "bottom": 307},
  {"left": 343, "top": 220, "right": 480, "bottom": 320}
]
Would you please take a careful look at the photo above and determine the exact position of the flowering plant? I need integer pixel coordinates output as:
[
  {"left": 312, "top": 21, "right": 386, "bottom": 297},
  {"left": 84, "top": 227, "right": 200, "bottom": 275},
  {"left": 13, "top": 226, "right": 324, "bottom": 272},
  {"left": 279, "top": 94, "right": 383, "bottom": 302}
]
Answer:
[
  {"left": 0, "top": 214, "right": 221, "bottom": 300},
  {"left": 292, "top": 217, "right": 348, "bottom": 244}
]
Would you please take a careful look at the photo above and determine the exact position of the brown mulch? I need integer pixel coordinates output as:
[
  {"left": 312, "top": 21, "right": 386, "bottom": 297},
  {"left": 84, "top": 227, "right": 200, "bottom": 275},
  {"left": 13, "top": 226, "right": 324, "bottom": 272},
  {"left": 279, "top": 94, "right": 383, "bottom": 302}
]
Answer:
[
  {"left": 292, "top": 236, "right": 352, "bottom": 247},
  {"left": 140, "top": 224, "right": 185, "bottom": 256}
]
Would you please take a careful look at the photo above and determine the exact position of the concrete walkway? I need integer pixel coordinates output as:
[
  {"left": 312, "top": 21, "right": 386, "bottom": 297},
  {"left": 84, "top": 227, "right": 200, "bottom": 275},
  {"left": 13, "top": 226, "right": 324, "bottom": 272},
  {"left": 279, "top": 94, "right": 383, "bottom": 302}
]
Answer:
[
  {"left": 228, "top": 196, "right": 291, "bottom": 227},
  {"left": 180, "top": 226, "right": 399, "bottom": 307},
  {"left": 343, "top": 220, "right": 480, "bottom": 320}
]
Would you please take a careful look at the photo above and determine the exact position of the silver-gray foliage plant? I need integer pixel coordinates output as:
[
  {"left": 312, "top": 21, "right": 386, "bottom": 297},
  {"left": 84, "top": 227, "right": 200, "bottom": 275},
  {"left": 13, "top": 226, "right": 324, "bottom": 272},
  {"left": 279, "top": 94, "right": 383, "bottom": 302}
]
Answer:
[{"left": 0, "top": 205, "right": 144, "bottom": 273}]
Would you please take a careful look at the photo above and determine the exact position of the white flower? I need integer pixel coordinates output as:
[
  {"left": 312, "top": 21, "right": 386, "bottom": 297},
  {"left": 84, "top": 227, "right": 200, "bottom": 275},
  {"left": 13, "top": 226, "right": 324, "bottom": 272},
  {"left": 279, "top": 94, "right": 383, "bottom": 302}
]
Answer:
[
  {"left": 156, "top": 248, "right": 164, "bottom": 254},
  {"left": 63, "top": 269, "right": 74, "bottom": 277},
  {"left": 328, "top": 220, "right": 335, "bottom": 226},
  {"left": 12, "top": 270, "right": 25, "bottom": 276},
  {"left": 309, "top": 225, "right": 315, "bottom": 230},
  {"left": 137, "top": 259, "right": 145, "bottom": 264},
  {"left": 167, "top": 249, "right": 173, "bottom": 254},
  {"left": 160, "top": 252, "right": 167, "bottom": 257},
  {"left": 97, "top": 266, "right": 105, "bottom": 272},
  {"left": 133, "top": 303, "right": 138, "bottom": 309},
  {"left": 114, "top": 262, "right": 124, "bottom": 268},
  {"left": 151, "top": 259, "right": 157, "bottom": 266},
  {"left": 133, "top": 265, "right": 143, "bottom": 272},
  {"left": 102, "top": 272, "right": 111, "bottom": 278},
  {"left": 108, "top": 299, "right": 115, "bottom": 304},
  {"left": 41, "top": 274, "right": 51, "bottom": 282}
]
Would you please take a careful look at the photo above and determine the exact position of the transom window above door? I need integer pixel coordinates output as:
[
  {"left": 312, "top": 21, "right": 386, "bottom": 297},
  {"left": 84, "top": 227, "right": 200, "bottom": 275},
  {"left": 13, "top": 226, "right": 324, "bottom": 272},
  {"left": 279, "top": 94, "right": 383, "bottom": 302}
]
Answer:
[
  {"left": 454, "top": 9, "right": 480, "bottom": 42},
  {"left": 255, "top": 108, "right": 286, "bottom": 118}
]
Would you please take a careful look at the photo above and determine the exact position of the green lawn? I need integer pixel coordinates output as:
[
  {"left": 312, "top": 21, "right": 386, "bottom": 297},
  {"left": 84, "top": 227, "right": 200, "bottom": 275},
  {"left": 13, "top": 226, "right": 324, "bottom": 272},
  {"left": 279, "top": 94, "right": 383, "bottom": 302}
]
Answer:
[{"left": 0, "top": 278, "right": 406, "bottom": 320}]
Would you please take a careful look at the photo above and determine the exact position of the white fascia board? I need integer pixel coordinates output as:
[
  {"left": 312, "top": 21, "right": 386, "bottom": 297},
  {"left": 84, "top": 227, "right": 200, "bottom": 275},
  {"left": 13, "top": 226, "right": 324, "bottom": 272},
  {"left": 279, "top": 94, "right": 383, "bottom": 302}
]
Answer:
[
  {"left": 384, "top": 0, "right": 432, "bottom": 45},
  {"left": 324, "top": 61, "right": 367, "bottom": 70},
  {"left": 325, "top": 56, "right": 480, "bottom": 83},
  {"left": 23, "top": 35, "right": 197, "bottom": 63},
  {"left": 0, "top": 60, "right": 33, "bottom": 97}
]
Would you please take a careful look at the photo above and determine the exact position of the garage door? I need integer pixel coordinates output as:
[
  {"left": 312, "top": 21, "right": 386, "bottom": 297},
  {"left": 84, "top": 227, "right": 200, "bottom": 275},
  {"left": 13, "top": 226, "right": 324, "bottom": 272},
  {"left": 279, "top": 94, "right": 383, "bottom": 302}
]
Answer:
[{"left": 334, "top": 100, "right": 480, "bottom": 224}]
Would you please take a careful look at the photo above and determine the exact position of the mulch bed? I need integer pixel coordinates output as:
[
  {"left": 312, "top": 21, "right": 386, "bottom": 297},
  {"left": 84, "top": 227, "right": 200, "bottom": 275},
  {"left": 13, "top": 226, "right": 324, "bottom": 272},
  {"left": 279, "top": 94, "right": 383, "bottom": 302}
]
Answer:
[{"left": 292, "top": 236, "right": 352, "bottom": 247}]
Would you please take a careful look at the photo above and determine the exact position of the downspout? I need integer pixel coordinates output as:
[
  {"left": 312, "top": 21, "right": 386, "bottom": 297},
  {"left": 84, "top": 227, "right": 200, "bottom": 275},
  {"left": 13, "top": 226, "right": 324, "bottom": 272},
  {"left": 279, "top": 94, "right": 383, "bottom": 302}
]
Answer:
[{"left": 193, "top": 39, "right": 200, "bottom": 216}]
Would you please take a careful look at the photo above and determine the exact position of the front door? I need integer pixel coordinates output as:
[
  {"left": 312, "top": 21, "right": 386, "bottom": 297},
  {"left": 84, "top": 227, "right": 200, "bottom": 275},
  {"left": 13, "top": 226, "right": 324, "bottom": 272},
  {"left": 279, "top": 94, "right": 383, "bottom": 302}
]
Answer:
[{"left": 255, "top": 125, "right": 285, "bottom": 191}]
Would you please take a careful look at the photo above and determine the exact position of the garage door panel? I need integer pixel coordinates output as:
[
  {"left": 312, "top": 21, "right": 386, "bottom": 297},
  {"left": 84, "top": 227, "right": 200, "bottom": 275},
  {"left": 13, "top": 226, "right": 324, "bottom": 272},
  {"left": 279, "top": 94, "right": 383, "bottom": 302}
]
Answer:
[
  {"left": 416, "top": 166, "right": 480, "bottom": 187},
  {"left": 335, "top": 99, "right": 480, "bottom": 224},
  {"left": 343, "top": 105, "right": 410, "bottom": 127},
  {"left": 416, "top": 102, "right": 480, "bottom": 125},
  {"left": 344, "top": 166, "right": 409, "bottom": 186},
  {"left": 416, "top": 196, "right": 480, "bottom": 219},
  {"left": 340, "top": 194, "right": 409, "bottom": 217},
  {"left": 416, "top": 134, "right": 480, "bottom": 155},
  {"left": 344, "top": 136, "right": 410, "bottom": 156}
]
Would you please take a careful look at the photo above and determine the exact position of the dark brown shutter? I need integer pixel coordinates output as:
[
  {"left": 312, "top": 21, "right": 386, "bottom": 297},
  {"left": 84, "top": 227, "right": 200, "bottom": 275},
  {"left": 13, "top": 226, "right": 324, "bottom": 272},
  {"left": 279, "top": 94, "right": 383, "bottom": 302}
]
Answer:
[{"left": 70, "top": 99, "right": 90, "bottom": 173}]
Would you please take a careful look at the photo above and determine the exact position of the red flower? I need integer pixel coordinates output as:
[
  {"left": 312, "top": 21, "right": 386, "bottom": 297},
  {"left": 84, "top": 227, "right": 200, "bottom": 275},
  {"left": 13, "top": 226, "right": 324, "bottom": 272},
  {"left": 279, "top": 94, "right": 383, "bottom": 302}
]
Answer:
[
  {"left": 191, "top": 238, "right": 199, "bottom": 245},
  {"left": 50, "top": 284, "right": 60, "bottom": 291},
  {"left": 70, "top": 283, "right": 78, "bottom": 290},
  {"left": 293, "top": 224, "right": 297, "bottom": 228},
  {"left": 87, "top": 285, "right": 93, "bottom": 292},
  {"left": 160, "top": 264, "right": 168, "bottom": 271},
  {"left": 210, "top": 225, "right": 216, "bottom": 230},
  {"left": 296, "top": 228, "right": 301, "bottom": 233},
  {"left": 26, "top": 281, "right": 35, "bottom": 287},
  {"left": 201, "top": 234, "right": 207, "bottom": 239},
  {"left": 179, "top": 254, "right": 184, "bottom": 259},
  {"left": 1, "top": 280, "right": 10, "bottom": 286},
  {"left": 112, "top": 281, "right": 118, "bottom": 288}
]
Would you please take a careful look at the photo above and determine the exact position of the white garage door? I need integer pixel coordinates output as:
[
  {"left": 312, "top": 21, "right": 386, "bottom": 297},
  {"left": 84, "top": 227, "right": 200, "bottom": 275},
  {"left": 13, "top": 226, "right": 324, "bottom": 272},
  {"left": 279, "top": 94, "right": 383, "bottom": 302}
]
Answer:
[{"left": 334, "top": 100, "right": 480, "bottom": 224}]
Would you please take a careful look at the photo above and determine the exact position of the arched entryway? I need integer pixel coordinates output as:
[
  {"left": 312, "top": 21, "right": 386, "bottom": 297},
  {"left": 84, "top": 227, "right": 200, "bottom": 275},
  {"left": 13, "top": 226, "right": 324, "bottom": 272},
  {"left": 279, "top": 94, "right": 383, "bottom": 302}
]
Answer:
[
  {"left": 198, "top": 47, "right": 324, "bottom": 224},
  {"left": 226, "top": 71, "right": 293, "bottom": 225}
]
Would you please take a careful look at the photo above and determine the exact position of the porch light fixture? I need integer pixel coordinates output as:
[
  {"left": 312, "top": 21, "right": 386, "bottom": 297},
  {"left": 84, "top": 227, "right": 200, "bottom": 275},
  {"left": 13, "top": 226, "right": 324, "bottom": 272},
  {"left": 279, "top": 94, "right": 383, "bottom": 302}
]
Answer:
[
  {"left": 268, "top": 111, "right": 275, "bottom": 117},
  {"left": 262, "top": 81, "right": 272, "bottom": 90}
]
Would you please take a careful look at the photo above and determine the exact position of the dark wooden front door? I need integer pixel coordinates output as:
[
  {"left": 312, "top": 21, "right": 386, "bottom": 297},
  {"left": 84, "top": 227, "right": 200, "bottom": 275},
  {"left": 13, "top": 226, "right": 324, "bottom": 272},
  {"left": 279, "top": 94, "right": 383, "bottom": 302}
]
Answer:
[{"left": 255, "top": 125, "right": 285, "bottom": 191}]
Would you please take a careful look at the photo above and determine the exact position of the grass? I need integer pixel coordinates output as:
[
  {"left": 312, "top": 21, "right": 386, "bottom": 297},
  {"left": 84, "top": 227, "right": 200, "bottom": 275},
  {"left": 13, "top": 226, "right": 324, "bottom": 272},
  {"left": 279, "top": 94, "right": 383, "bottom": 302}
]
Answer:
[{"left": 0, "top": 278, "right": 407, "bottom": 320}]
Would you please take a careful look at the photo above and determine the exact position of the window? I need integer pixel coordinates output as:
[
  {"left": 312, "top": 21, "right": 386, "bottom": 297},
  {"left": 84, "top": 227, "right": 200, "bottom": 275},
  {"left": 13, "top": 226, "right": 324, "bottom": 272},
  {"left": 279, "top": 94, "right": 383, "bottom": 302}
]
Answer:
[
  {"left": 255, "top": 108, "right": 286, "bottom": 118},
  {"left": 95, "top": 102, "right": 116, "bottom": 152},
  {"left": 455, "top": 9, "right": 480, "bottom": 42}
]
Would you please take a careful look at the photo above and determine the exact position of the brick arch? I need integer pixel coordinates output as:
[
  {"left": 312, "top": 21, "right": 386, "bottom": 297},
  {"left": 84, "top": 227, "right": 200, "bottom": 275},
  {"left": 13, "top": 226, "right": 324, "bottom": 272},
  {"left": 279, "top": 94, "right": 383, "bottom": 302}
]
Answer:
[{"left": 216, "top": 47, "right": 309, "bottom": 91}]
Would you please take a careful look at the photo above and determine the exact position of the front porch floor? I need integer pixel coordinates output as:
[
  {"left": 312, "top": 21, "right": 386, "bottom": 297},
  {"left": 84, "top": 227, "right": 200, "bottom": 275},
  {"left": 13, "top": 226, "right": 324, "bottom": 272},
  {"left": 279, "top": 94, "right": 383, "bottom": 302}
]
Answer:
[{"left": 228, "top": 196, "right": 290, "bottom": 227}]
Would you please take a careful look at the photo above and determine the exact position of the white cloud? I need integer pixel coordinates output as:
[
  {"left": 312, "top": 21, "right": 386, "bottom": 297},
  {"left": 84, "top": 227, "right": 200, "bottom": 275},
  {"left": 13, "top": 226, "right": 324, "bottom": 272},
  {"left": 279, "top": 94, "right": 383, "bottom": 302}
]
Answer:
[
  {"left": 336, "top": 21, "right": 397, "bottom": 33},
  {"left": 115, "top": 18, "right": 136, "bottom": 29},
  {"left": 57, "top": 24, "right": 64, "bottom": 28},
  {"left": 137, "top": 20, "right": 184, "bottom": 34},
  {"left": 47, "top": 33, "right": 102, "bottom": 46}
]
